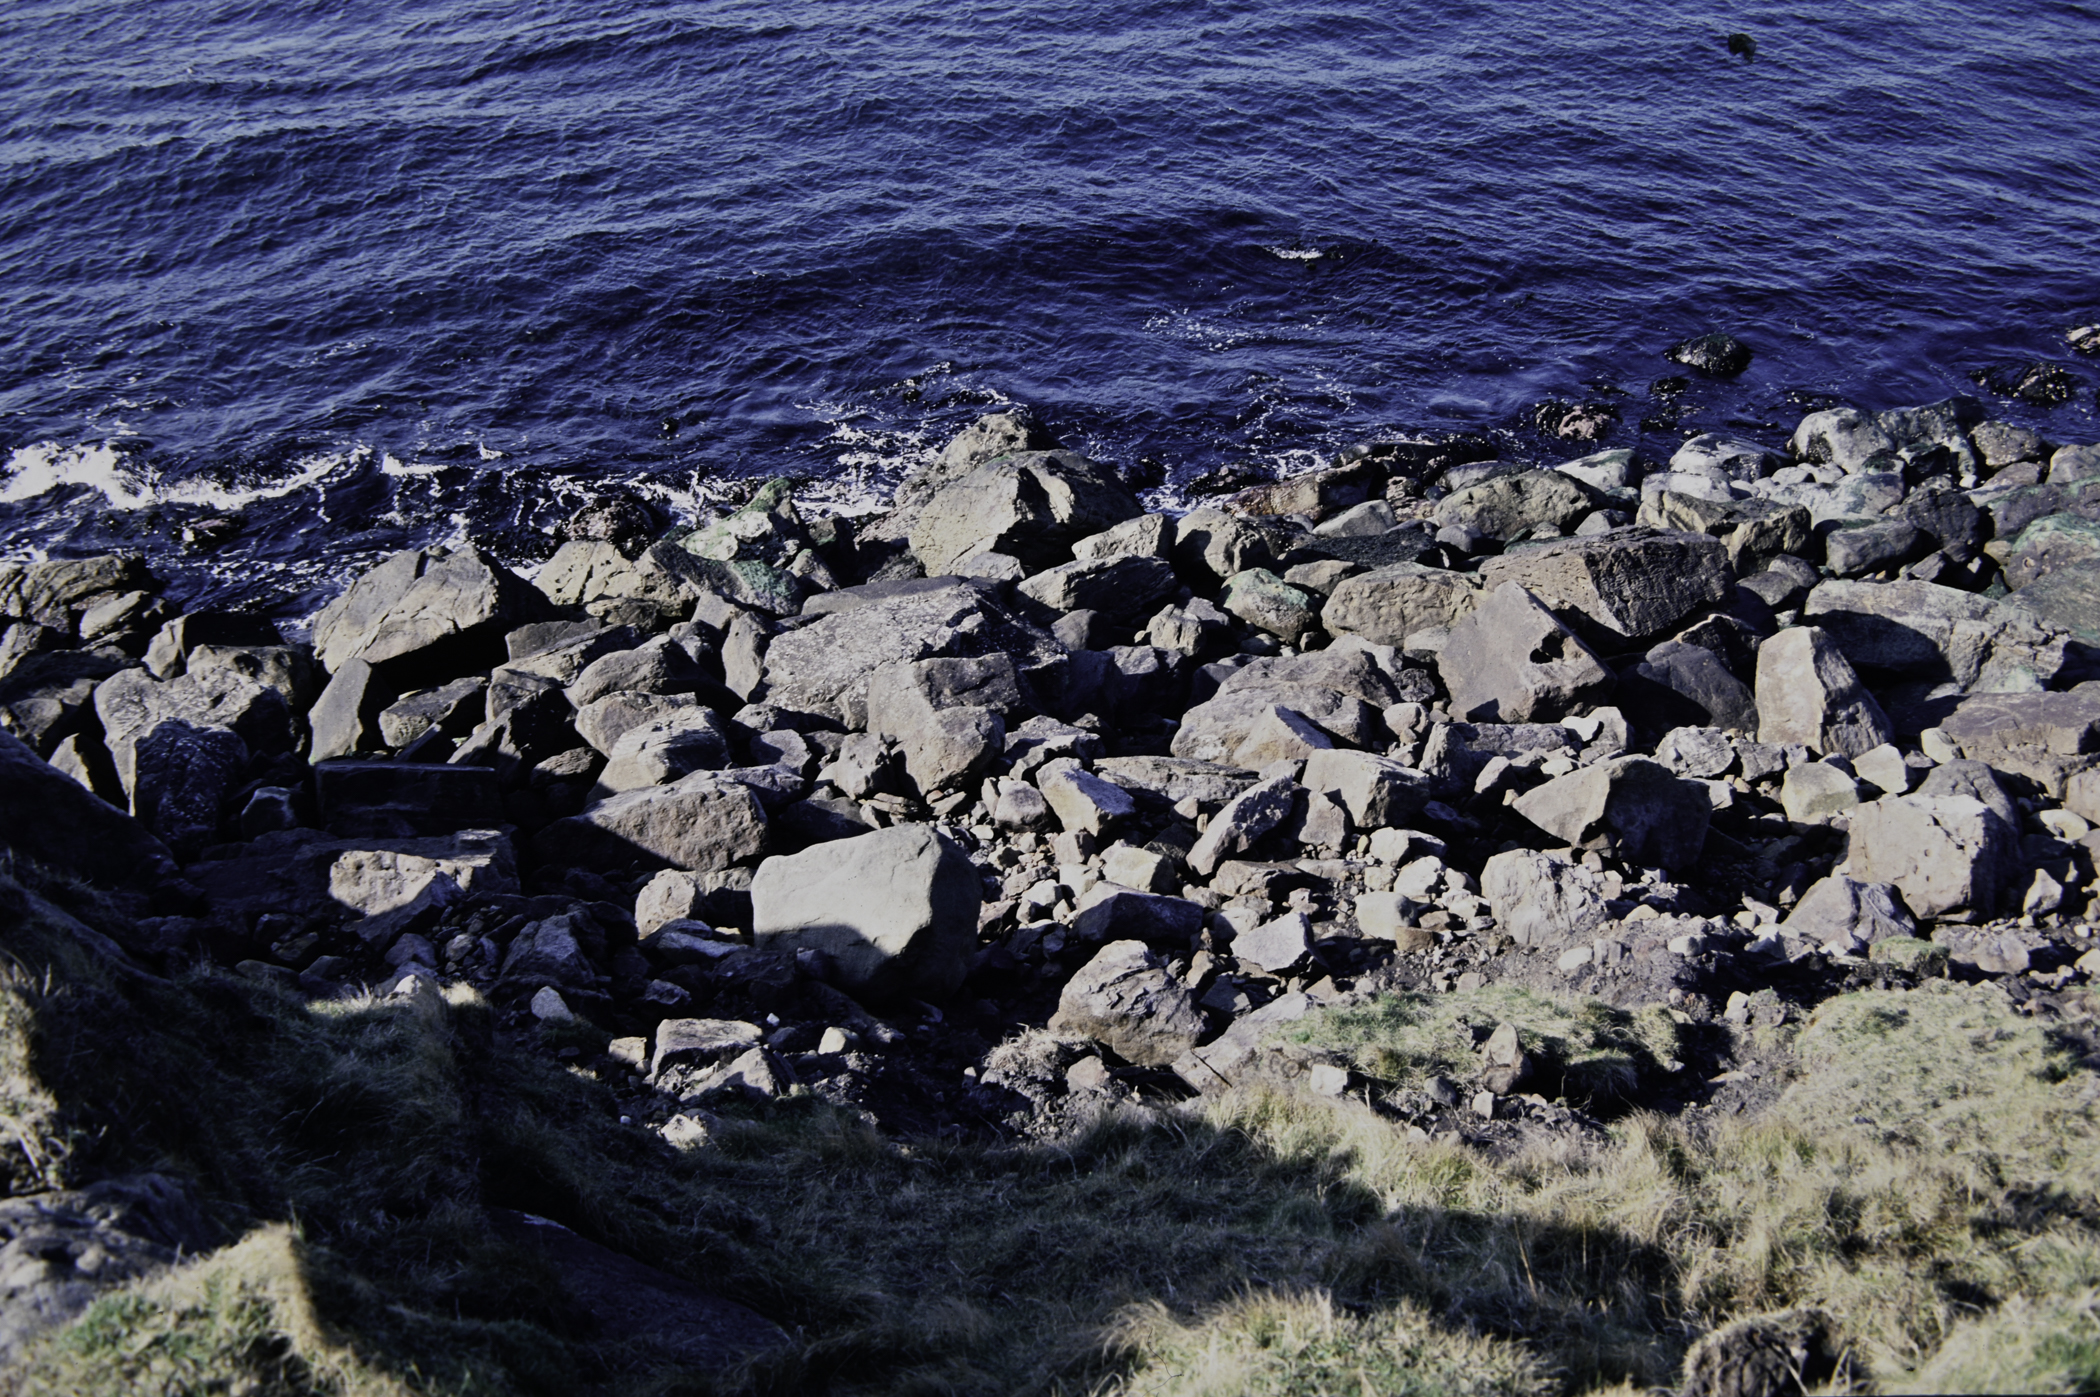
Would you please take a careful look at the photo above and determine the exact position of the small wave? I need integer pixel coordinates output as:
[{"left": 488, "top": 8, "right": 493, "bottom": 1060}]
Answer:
[
  {"left": 1265, "top": 246, "right": 1325, "bottom": 261},
  {"left": 0, "top": 440, "right": 354, "bottom": 512}
]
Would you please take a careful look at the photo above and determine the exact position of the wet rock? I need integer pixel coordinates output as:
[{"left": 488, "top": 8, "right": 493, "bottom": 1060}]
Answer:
[
  {"left": 1048, "top": 940, "right": 1207, "bottom": 1067},
  {"left": 909, "top": 449, "right": 1142, "bottom": 574},
  {"left": 533, "top": 772, "right": 768, "bottom": 873},
  {"left": 1845, "top": 794, "right": 2017, "bottom": 920},
  {"left": 1438, "top": 582, "right": 1614, "bottom": 724},
  {"left": 1664, "top": 332, "right": 1753, "bottom": 377},
  {"left": 1480, "top": 849, "right": 1612, "bottom": 948},
  {"left": 1753, "top": 627, "right": 1893, "bottom": 758},
  {"left": 1509, "top": 755, "right": 1710, "bottom": 870},
  {"left": 750, "top": 823, "right": 980, "bottom": 1001}
]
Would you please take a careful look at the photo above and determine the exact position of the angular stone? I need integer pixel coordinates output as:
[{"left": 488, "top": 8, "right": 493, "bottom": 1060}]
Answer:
[
  {"left": 1480, "top": 850, "right": 1611, "bottom": 948},
  {"left": 1172, "top": 649, "right": 1399, "bottom": 764},
  {"left": 312, "top": 545, "right": 550, "bottom": 682},
  {"left": 1318, "top": 563, "right": 1482, "bottom": 649},
  {"left": 636, "top": 870, "right": 709, "bottom": 937},
  {"left": 1824, "top": 520, "right": 1926, "bottom": 577},
  {"left": 325, "top": 831, "right": 517, "bottom": 915},
  {"left": 1230, "top": 705, "right": 1336, "bottom": 768},
  {"left": 909, "top": 450, "right": 1142, "bottom": 574},
  {"left": 1300, "top": 748, "right": 1431, "bottom": 829},
  {"left": 1037, "top": 761, "right": 1138, "bottom": 836},
  {"left": 1938, "top": 687, "right": 2100, "bottom": 790},
  {"left": 1172, "top": 508, "right": 1279, "bottom": 585},
  {"left": 1754, "top": 627, "right": 1894, "bottom": 758},
  {"left": 1186, "top": 775, "right": 1298, "bottom": 876},
  {"left": 575, "top": 691, "right": 714, "bottom": 759},
  {"left": 1353, "top": 891, "right": 1431, "bottom": 943},
  {"left": 313, "top": 761, "right": 502, "bottom": 837},
  {"left": 1790, "top": 407, "right": 1899, "bottom": 473},
  {"left": 1016, "top": 554, "right": 1177, "bottom": 624},
  {"left": 1509, "top": 756, "right": 1710, "bottom": 870},
  {"left": 1226, "top": 458, "right": 1386, "bottom": 522},
  {"left": 1048, "top": 941, "right": 1205, "bottom": 1067},
  {"left": 1100, "top": 843, "right": 1178, "bottom": 895},
  {"left": 566, "top": 637, "right": 703, "bottom": 710},
  {"left": 749, "top": 824, "right": 980, "bottom": 1001},
  {"left": 1654, "top": 726, "right": 1734, "bottom": 777},
  {"left": 0, "top": 728, "right": 175, "bottom": 888},
  {"left": 1481, "top": 528, "right": 1732, "bottom": 642},
  {"left": 1220, "top": 569, "right": 1322, "bottom": 644},
  {"left": 1433, "top": 470, "right": 1595, "bottom": 541},
  {"left": 307, "top": 658, "right": 388, "bottom": 763},
  {"left": 1233, "top": 911, "right": 1312, "bottom": 972},
  {"left": 594, "top": 715, "right": 735, "bottom": 794},
  {"left": 1780, "top": 761, "right": 1861, "bottom": 822},
  {"left": 1071, "top": 885, "right": 1204, "bottom": 945},
  {"left": 1851, "top": 744, "right": 1912, "bottom": 794},
  {"left": 377, "top": 677, "right": 486, "bottom": 750},
  {"left": 1438, "top": 582, "right": 1614, "bottom": 725},
  {"left": 1803, "top": 580, "right": 2067, "bottom": 690},
  {"left": 1845, "top": 794, "right": 2018, "bottom": 920},
  {"left": 651, "top": 1018, "right": 764, "bottom": 1078},
  {"left": 1779, "top": 875, "right": 1916, "bottom": 955},
  {"left": 1072, "top": 512, "right": 1174, "bottom": 563},
  {"left": 499, "top": 914, "right": 597, "bottom": 993},
  {"left": 532, "top": 772, "right": 769, "bottom": 872}
]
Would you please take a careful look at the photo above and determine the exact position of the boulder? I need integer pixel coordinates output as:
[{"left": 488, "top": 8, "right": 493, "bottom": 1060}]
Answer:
[
  {"left": 323, "top": 832, "right": 518, "bottom": 915},
  {"left": 1172, "top": 649, "right": 1400, "bottom": 765},
  {"left": 1432, "top": 470, "right": 1595, "bottom": 541},
  {"left": 1790, "top": 407, "right": 1899, "bottom": 474},
  {"left": 1070, "top": 886, "right": 1205, "bottom": 945},
  {"left": 313, "top": 761, "right": 503, "bottom": 837},
  {"left": 1186, "top": 774, "right": 1299, "bottom": 876},
  {"left": 1778, "top": 875, "right": 1915, "bottom": 955},
  {"left": 650, "top": 1018, "right": 764, "bottom": 1078},
  {"left": 1913, "top": 759, "right": 2018, "bottom": 828},
  {"left": 1230, "top": 705, "right": 1337, "bottom": 767},
  {"left": 1779, "top": 761, "right": 1862, "bottom": 822},
  {"left": 1319, "top": 563, "right": 1483, "bottom": 649},
  {"left": 1824, "top": 520, "right": 1927, "bottom": 577},
  {"left": 1172, "top": 508, "right": 1279, "bottom": 585},
  {"left": 1509, "top": 756, "right": 1710, "bottom": 870},
  {"left": 377, "top": 677, "right": 486, "bottom": 749},
  {"left": 1753, "top": 627, "right": 1894, "bottom": 758},
  {"left": 0, "top": 729, "right": 175, "bottom": 889},
  {"left": 1937, "top": 686, "right": 2100, "bottom": 794},
  {"left": 312, "top": 545, "right": 551, "bottom": 683},
  {"left": 1802, "top": 580, "right": 2068, "bottom": 691},
  {"left": 1219, "top": 569, "right": 1322, "bottom": 644},
  {"left": 1145, "top": 596, "right": 1233, "bottom": 656},
  {"left": 761, "top": 583, "right": 1058, "bottom": 728},
  {"left": 1072, "top": 513, "right": 1174, "bottom": 563},
  {"left": 1479, "top": 850, "right": 1612, "bottom": 948},
  {"left": 307, "top": 658, "right": 388, "bottom": 762},
  {"left": 1621, "top": 641, "right": 1758, "bottom": 735},
  {"left": 565, "top": 637, "right": 705, "bottom": 710},
  {"left": 1635, "top": 494, "right": 1811, "bottom": 577},
  {"left": 1016, "top": 554, "right": 1177, "bottom": 624},
  {"left": 575, "top": 692, "right": 717, "bottom": 759},
  {"left": 533, "top": 772, "right": 768, "bottom": 873},
  {"left": 908, "top": 450, "right": 1142, "bottom": 574},
  {"left": 1665, "top": 333, "right": 1752, "bottom": 377},
  {"left": 1091, "top": 755, "right": 1256, "bottom": 807},
  {"left": 1477, "top": 529, "right": 1731, "bottom": 644},
  {"left": 1233, "top": 911, "right": 1312, "bottom": 973},
  {"left": 1037, "top": 761, "right": 1138, "bottom": 836},
  {"left": 594, "top": 716, "right": 736, "bottom": 794},
  {"left": 1845, "top": 794, "right": 2017, "bottom": 920},
  {"left": 498, "top": 914, "right": 598, "bottom": 993},
  {"left": 1438, "top": 582, "right": 1614, "bottom": 724},
  {"left": 749, "top": 824, "right": 980, "bottom": 1001},
  {"left": 1225, "top": 458, "right": 1386, "bottom": 522},
  {"left": 1047, "top": 941, "right": 1205, "bottom": 1067},
  {"left": 1300, "top": 748, "right": 1432, "bottom": 829}
]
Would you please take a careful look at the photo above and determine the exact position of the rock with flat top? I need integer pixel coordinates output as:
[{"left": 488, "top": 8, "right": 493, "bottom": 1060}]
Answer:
[
  {"left": 533, "top": 772, "right": 768, "bottom": 873},
  {"left": 1478, "top": 528, "right": 1731, "bottom": 643}
]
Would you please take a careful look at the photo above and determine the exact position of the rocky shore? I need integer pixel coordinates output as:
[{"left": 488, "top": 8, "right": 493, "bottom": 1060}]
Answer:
[{"left": 6, "top": 377, "right": 2100, "bottom": 1389}]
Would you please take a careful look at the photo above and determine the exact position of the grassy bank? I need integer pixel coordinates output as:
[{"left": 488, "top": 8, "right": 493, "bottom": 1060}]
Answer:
[{"left": 4, "top": 859, "right": 2098, "bottom": 1394}]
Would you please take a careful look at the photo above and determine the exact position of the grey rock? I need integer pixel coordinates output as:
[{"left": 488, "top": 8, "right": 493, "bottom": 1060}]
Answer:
[
  {"left": 1048, "top": 940, "right": 1206, "bottom": 1066},
  {"left": 987, "top": 778, "right": 1057, "bottom": 832},
  {"left": 1172, "top": 508, "right": 1279, "bottom": 585},
  {"left": 1780, "top": 761, "right": 1862, "bottom": 822},
  {"left": 1635, "top": 493, "right": 1812, "bottom": 577},
  {"left": 1072, "top": 512, "right": 1175, "bottom": 562},
  {"left": 313, "top": 761, "right": 502, "bottom": 837},
  {"left": 750, "top": 823, "right": 980, "bottom": 1001},
  {"left": 1655, "top": 726, "right": 1734, "bottom": 777},
  {"left": 1824, "top": 520, "right": 1926, "bottom": 577},
  {"left": 1480, "top": 849, "right": 1611, "bottom": 948},
  {"left": 312, "top": 544, "right": 550, "bottom": 681},
  {"left": 1438, "top": 582, "right": 1614, "bottom": 724},
  {"left": 636, "top": 870, "right": 709, "bottom": 936},
  {"left": 1477, "top": 528, "right": 1732, "bottom": 644},
  {"left": 533, "top": 771, "right": 768, "bottom": 872},
  {"left": 1146, "top": 596, "right": 1233, "bottom": 655},
  {"left": 566, "top": 636, "right": 703, "bottom": 709},
  {"left": 1230, "top": 704, "right": 1337, "bottom": 767},
  {"left": 1090, "top": 755, "right": 1257, "bottom": 807},
  {"left": 1509, "top": 755, "right": 1710, "bottom": 871},
  {"left": 1972, "top": 420, "right": 2051, "bottom": 468},
  {"left": 1186, "top": 774, "right": 1298, "bottom": 876},
  {"left": 1915, "top": 759, "right": 2017, "bottom": 828},
  {"left": 1220, "top": 569, "right": 1322, "bottom": 644},
  {"left": 1038, "top": 760, "right": 1138, "bottom": 835},
  {"left": 94, "top": 664, "right": 291, "bottom": 797},
  {"left": 651, "top": 1018, "right": 764, "bottom": 1077},
  {"left": 1017, "top": 554, "right": 1178, "bottom": 623},
  {"left": 307, "top": 658, "right": 387, "bottom": 762},
  {"left": 575, "top": 691, "right": 715, "bottom": 758},
  {"left": 1754, "top": 627, "right": 1894, "bottom": 758},
  {"left": 1312, "top": 499, "right": 1398, "bottom": 536},
  {"left": 3, "top": 555, "right": 152, "bottom": 632},
  {"left": 142, "top": 612, "right": 282, "bottom": 680},
  {"left": 1233, "top": 910, "right": 1313, "bottom": 972},
  {"left": 1803, "top": 580, "right": 2069, "bottom": 691},
  {"left": 499, "top": 913, "right": 598, "bottom": 992},
  {"left": 1172, "top": 648, "right": 1399, "bottom": 764},
  {"left": 1071, "top": 886, "right": 1205, "bottom": 945},
  {"left": 1790, "top": 407, "right": 1899, "bottom": 473},
  {"left": 0, "top": 728, "right": 175, "bottom": 889},
  {"left": 1624, "top": 641, "right": 1759, "bottom": 735},
  {"left": 1432, "top": 470, "right": 1595, "bottom": 541},
  {"left": 378, "top": 677, "right": 487, "bottom": 749},
  {"left": 122, "top": 721, "right": 247, "bottom": 858},
  {"left": 909, "top": 449, "right": 1142, "bottom": 574},
  {"left": 1779, "top": 875, "right": 1915, "bottom": 954},
  {"left": 1937, "top": 686, "right": 2100, "bottom": 793},
  {"left": 1225, "top": 458, "right": 1386, "bottom": 522},
  {"left": 1300, "top": 748, "right": 1432, "bottom": 827},
  {"left": 594, "top": 713, "right": 736, "bottom": 794},
  {"left": 1846, "top": 794, "right": 2017, "bottom": 920}
]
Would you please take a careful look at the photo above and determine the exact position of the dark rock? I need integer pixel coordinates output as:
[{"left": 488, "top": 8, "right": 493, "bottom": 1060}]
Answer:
[
  {"left": 314, "top": 761, "right": 503, "bottom": 837},
  {"left": 1047, "top": 940, "right": 1205, "bottom": 1066},
  {"left": 0, "top": 728, "right": 176, "bottom": 889},
  {"left": 1665, "top": 332, "right": 1753, "bottom": 377},
  {"left": 1479, "top": 528, "right": 1732, "bottom": 644},
  {"left": 532, "top": 772, "right": 768, "bottom": 873}
]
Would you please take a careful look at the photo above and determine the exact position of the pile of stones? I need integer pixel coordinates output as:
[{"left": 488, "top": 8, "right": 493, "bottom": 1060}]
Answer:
[{"left": 5, "top": 393, "right": 2100, "bottom": 1143}]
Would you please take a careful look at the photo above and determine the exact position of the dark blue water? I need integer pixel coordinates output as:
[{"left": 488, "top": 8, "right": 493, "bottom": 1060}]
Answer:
[{"left": 4, "top": 0, "right": 2099, "bottom": 616}]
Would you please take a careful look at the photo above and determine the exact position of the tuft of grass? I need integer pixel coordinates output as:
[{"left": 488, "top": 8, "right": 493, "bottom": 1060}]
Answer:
[
  {"left": 1101, "top": 1289, "right": 1555, "bottom": 1397},
  {"left": 6, "top": 863, "right": 2100, "bottom": 1395},
  {"left": 1282, "top": 983, "right": 1688, "bottom": 1109}
]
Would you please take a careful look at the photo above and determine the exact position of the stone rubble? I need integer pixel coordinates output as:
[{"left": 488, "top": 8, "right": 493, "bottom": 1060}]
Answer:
[{"left": 4, "top": 397, "right": 2099, "bottom": 1145}]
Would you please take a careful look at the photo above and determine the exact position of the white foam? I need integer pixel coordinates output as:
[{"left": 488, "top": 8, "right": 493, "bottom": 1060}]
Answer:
[
  {"left": 1266, "top": 246, "right": 1325, "bottom": 261},
  {"left": 0, "top": 439, "right": 354, "bottom": 512},
  {"left": 380, "top": 452, "right": 448, "bottom": 477}
]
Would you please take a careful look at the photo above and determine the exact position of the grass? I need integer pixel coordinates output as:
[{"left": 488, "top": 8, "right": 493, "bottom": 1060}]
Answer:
[{"left": 3, "top": 856, "right": 2099, "bottom": 1394}]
